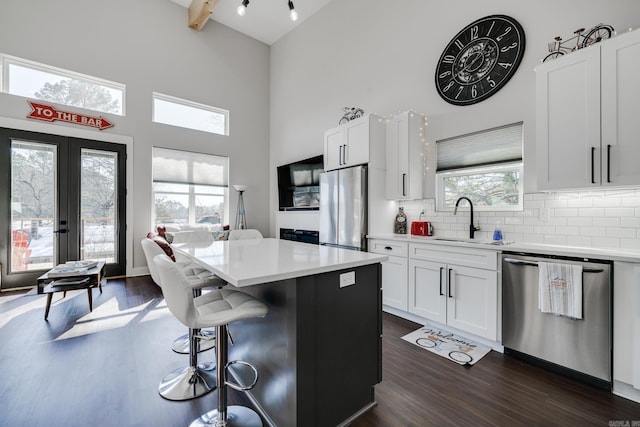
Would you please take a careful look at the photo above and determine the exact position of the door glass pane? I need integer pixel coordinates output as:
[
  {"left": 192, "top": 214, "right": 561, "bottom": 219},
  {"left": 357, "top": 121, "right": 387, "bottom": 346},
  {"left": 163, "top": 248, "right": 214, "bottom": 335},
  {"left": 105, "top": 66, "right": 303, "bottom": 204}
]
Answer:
[
  {"left": 81, "top": 149, "right": 117, "bottom": 263},
  {"left": 11, "top": 140, "right": 56, "bottom": 272}
]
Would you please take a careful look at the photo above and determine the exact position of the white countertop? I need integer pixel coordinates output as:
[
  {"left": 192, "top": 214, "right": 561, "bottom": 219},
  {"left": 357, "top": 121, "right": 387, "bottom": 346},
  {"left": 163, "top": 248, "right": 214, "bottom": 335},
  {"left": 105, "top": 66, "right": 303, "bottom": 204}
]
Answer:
[
  {"left": 368, "top": 233, "right": 640, "bottom": 263},
  {"left": 172, "top": 238, "right": 388, "bottom": 287}
]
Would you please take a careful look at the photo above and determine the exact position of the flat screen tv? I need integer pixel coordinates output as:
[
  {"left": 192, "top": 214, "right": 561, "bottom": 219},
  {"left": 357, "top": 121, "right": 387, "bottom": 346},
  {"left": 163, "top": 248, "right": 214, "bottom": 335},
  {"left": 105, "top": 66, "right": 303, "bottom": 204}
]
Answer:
[{"left": 277, "top": 155, "right": 324, "bottom": 211}]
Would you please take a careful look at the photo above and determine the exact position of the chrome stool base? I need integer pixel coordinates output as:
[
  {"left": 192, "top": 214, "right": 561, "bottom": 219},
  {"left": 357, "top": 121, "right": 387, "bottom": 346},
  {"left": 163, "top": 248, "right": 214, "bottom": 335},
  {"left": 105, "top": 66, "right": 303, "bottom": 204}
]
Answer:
[
  {"left": 158, "top": 363, "right": 217, "bottom": 401},
  {"left": 189, "top": 406, "right": 262, "bottom": 427},
  {"left": 172, "top": 330, "right": 216, "bottom": 354}
]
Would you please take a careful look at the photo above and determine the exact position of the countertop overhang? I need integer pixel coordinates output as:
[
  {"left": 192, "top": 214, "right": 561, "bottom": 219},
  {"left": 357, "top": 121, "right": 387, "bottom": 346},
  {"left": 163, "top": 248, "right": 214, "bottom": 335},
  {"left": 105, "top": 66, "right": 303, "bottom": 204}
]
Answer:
[
  {"left": 368, "top": 233, "right": 640, "bottom": 263},
  {"left": 172, "top": 238, "right": 388, "bottom": 287}
]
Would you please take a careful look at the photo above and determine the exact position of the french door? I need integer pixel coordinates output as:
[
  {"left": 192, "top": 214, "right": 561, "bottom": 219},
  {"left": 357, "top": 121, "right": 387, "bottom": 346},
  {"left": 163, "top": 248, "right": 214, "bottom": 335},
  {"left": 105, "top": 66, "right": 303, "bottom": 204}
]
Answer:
[{"left": 0, "top": 128, "right": 126, "bottom": 290}]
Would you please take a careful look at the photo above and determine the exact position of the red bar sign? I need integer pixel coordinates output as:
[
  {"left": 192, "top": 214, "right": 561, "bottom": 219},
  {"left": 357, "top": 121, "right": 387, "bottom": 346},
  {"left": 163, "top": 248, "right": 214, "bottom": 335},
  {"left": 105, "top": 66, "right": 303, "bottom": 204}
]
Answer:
[{"left": 26, "top": 101, "right": 114, "bottom": 130}]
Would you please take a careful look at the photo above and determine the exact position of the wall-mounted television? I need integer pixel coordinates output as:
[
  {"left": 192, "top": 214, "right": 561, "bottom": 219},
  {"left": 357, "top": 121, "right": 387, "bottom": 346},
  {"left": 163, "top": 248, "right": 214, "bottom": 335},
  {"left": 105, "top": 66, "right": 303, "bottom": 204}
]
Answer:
[{"left": 277, "top": 155, "right": 324, "bottom": 211}]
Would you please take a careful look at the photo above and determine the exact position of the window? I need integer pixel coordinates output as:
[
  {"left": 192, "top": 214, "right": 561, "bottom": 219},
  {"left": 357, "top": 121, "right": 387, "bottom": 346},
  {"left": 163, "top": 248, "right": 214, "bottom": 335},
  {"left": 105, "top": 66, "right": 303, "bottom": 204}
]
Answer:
[
  {"left": 436, "top": 122, "right": 523, "bottom": 211},
  {"left": 152, "top": 148, "right": 229, "bottom": 225},
  {"left": 1, "top": 54, "right": 125, "bottom": 115},
  {"left": 152, "top": 92, "right": 229, "bottom": 136}
]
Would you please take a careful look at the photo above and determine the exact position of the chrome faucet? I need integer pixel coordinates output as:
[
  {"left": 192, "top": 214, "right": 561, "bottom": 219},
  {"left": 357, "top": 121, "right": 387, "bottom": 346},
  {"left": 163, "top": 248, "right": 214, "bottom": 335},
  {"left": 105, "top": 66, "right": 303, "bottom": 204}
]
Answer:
[{"left": 454, "top": 197, "right": 480, "bottom": 239}]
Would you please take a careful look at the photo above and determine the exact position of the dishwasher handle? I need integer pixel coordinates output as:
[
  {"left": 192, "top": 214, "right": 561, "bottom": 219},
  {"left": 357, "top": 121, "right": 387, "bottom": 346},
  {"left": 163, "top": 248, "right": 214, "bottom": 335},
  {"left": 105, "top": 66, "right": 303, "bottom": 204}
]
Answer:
[{"left": 503, "top": 257, "right": 604, "bottom": 274}]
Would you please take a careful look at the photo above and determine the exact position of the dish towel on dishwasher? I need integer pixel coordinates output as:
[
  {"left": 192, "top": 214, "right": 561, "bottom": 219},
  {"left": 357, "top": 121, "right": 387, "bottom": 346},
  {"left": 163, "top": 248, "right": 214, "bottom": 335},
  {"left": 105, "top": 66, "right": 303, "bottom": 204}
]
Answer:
[{"left": 538, "top": 261, "right": 583, "bottom": 319}]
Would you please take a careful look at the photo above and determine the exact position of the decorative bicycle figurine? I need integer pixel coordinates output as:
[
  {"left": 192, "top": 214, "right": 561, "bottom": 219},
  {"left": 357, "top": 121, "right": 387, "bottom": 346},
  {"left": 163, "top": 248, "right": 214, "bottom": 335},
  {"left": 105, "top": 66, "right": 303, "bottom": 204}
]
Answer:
[
  {"left": 543, "top": 23, "right": 614, "bottom": 62},
  {"left": 338, "top": 107, "right": 364, "bottom": 125}
]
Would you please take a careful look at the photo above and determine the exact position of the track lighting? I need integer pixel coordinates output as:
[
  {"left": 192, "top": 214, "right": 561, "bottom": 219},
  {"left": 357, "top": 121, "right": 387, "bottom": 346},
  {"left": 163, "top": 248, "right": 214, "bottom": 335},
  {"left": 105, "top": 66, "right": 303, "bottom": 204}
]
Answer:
[
  {"left": 288, "top": 0, "right": 298, "bottom": 21},
  {"left": 236, "top": 0, "right": 298, "bottom": 21},
  {"left": 237, "top": 0, "right": 249, "bottom": 16}
]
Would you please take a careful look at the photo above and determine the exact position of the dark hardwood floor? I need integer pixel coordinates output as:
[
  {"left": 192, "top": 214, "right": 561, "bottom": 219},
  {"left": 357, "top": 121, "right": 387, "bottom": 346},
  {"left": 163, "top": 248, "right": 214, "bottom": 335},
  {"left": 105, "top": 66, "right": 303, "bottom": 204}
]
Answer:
[{"left": 0, "top": 276, "right": 638, "bottom": 427}]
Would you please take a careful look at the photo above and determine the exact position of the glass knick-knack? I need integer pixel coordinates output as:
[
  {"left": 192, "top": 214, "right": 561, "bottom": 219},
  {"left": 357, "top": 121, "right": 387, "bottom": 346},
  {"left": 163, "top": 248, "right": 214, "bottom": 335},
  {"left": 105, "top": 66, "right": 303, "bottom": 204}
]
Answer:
[{"left": 394, "top": 207, "right": 407, "bottom": 234}]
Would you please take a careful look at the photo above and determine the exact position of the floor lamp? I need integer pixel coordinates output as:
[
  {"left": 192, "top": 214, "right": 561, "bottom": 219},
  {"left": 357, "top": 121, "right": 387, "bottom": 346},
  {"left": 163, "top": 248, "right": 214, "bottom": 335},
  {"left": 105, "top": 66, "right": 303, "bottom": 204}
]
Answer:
[{"left": 233, "top": 185, "right": 247, "bottom": 229}]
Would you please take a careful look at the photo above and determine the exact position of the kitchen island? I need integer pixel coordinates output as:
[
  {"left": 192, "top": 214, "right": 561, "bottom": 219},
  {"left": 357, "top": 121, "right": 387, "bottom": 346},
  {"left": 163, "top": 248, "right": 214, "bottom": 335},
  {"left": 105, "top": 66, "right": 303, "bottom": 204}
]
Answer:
[{"left": 172, "top": 238, "right": 387, "bottom": 427}]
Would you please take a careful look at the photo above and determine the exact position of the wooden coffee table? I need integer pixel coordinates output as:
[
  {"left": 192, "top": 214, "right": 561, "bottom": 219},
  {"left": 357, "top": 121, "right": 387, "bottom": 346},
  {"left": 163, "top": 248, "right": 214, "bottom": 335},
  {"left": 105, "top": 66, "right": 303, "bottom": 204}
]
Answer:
[{"left": 36, "top": 262, "right": 106, "bottom": 320}]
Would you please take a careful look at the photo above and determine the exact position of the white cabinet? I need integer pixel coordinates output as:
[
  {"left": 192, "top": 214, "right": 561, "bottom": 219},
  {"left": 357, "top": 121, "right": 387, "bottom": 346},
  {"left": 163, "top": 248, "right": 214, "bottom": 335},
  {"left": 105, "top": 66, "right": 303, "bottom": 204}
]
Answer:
[
  {"left": 369, "top": 239, "right": 408, "bottom": 311},
  {"left": 408, "top": 244, "right": 498, "bottom": 341},
  {"left": 324, "top": 113, "right": 385, "bottom": 171},
  {"left": 385, "top": 111, "right": 425, "bottom": 200},
  {"left": 613, "top": 262, "right": 640, "bottom": 393},
  {"left": 536, "top": 29, "right": 640, "bottom": 190}
]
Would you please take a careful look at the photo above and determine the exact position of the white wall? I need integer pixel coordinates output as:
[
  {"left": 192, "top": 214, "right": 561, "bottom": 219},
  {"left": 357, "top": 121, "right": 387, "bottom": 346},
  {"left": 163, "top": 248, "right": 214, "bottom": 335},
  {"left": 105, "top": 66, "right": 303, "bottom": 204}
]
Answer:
[
  {"left": 269, "top": 0, "right": 640, "bottom": 237},
  {"left": 0, "top": 0, "right": 271, "bottom": 274}
]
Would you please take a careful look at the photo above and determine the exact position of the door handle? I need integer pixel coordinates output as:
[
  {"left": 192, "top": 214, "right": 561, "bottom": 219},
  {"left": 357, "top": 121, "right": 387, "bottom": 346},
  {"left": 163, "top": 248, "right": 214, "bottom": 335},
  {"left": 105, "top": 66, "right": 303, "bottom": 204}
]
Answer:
[
  {"left": 591, "top": 147, "right": 596, "bottom": 184},
  {"left": 402, "top": 173, "right": 407, "bottom": 197},
  {"left": 439, "top": 267, "right": 444, "bottom": 296},
  {"left": 448, "top": 268, "right": 454, "bottom": 298},
  {"left": 607, "top": 144, "right": 611, "bottom": 183},
  {"left": 53, "top": 229, "right": 68, "bottom": 234}
]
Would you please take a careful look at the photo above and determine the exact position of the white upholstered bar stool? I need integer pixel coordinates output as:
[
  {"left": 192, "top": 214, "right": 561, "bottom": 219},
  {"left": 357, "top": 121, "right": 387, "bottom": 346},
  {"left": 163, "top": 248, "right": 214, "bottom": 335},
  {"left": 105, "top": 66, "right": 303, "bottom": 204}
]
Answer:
[
  {"left": 169, "top": 231, "right": 227, "bottom": 353},
  {"left": 154, "top": 255, "right": 268, "bottom": 427},
  {"left": 141, "top": 237, "right": 222, "bottom": 354}
]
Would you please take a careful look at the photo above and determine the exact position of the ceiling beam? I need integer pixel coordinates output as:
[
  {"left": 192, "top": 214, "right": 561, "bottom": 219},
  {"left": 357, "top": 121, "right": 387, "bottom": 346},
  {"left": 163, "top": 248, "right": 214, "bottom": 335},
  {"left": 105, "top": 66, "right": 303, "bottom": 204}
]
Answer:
[{"left": 188, "top": 0, "right": 220, "bottom": 31}]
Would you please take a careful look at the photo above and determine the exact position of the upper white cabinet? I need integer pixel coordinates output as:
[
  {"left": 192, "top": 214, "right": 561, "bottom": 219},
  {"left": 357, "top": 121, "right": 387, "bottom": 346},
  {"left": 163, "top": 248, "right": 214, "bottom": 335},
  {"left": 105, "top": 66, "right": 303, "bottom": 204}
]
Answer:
[
  {"left": 385, "top": 111, "right": 425, "bottom": 200},
  {"left": 536, "top": 29, "right": 640, "bottom": 190},
  {"left": 324, "top": 113, "right": 385, "bottom": 171}
]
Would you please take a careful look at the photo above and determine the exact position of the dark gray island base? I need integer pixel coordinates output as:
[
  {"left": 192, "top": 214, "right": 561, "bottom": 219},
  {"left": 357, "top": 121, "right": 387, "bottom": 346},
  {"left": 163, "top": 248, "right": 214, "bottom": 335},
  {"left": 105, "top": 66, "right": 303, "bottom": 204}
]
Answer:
[{"left": 226, "top": 263, "right": 382, "bottom": 427}]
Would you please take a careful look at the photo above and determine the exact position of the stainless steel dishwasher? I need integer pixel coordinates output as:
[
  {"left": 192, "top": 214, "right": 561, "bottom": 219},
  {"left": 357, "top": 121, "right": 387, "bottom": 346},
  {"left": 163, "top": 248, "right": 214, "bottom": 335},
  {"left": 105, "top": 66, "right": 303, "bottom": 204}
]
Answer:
[{"left": 501, "top": 252, "right": 612, "bottom": 390}]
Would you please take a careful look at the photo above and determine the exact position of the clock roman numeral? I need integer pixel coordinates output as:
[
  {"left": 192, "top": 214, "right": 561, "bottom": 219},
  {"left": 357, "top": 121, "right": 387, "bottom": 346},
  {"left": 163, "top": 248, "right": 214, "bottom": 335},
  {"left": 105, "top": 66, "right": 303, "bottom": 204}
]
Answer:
[
  {"left": 455, "top": 39, "right": 464, "bottom": 50},
  {"left": 498, "top": 62, "right": 513, "bottom": 69}
]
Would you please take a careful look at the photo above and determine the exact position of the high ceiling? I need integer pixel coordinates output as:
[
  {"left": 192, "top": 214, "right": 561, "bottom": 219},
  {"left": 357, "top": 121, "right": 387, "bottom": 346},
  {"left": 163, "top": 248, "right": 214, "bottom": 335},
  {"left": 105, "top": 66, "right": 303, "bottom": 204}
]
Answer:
[{"left": 169, "top": 0, "right": 333, "bottom": 45}]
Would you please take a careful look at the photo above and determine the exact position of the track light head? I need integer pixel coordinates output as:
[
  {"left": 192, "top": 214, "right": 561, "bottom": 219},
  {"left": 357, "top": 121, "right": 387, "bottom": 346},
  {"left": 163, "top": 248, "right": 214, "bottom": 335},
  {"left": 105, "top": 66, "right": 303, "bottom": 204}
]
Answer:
[
  {"left": 237, "top": 0, "right": 249, "bottom": 16},
  {"left": 288, "top": 0, "right": 298, "bottom": 21}
]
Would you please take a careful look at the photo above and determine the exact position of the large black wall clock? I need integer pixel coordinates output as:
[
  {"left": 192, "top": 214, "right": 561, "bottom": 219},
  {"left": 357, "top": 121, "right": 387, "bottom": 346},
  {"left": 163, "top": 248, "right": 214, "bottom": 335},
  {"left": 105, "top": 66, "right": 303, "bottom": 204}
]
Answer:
[{"left": 435, "top": 15, "right": 526, "bottom": 106}]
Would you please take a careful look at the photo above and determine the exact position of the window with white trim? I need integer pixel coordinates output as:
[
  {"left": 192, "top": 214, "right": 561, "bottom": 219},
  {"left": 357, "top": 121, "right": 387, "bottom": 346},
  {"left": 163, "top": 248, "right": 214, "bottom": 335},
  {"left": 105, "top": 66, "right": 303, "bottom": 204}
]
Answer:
[
  {"left": 436, "top": 122, "right": 524, "bottom": 212},
  {"left": 152, "top": 92, "right": 229, "bottom": 136},
  {"left": 152, "top": 147, "right": 229, "bottom": 226},
  {"left": 1, "top": 53, "right": 125, "bottom": 115}
]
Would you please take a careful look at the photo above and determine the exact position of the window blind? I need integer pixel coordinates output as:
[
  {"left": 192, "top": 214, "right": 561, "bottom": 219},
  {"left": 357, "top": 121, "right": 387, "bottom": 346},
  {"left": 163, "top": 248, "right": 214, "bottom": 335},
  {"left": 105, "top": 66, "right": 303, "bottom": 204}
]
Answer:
[
  {"left": 436, "top": 122, "right": 523, "bottom": 172},
  {"left": 152, "top": 147, "right": 228, "bottom": 187}
]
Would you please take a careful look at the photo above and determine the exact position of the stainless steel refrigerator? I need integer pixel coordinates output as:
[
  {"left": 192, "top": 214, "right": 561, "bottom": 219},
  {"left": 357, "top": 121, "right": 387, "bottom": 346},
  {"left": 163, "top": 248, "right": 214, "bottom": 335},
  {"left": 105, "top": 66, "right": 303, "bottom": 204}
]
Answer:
[{"left": 319, "top": 165, "right": 367, "bottom": 251}]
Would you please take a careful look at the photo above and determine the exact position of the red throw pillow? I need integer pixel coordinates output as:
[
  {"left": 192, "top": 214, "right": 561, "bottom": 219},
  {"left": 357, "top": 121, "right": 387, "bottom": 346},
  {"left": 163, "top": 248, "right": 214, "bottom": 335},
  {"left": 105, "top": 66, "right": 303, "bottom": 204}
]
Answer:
[
  {"left": 147, "top": 232, "right": 175, "bottom": 262},
  {"left": 156, "top": 226, "right": 167, "bottom": 239}
]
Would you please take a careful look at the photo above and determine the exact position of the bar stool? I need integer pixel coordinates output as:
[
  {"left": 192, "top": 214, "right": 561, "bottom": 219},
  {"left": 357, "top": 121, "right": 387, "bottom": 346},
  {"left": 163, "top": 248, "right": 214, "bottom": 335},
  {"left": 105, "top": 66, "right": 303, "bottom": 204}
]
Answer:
[
  {"left": 141, "top": 237, "right": 219, "bottom": 354},
  {"left": 154, "top": 255, "right": 268, "bottom": 426}
]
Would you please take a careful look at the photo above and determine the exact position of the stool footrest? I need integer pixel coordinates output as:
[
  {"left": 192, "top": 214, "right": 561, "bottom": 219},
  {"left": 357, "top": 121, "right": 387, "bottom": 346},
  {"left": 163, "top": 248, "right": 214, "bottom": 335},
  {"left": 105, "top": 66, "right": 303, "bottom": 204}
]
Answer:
[{"left": 225, "top": 360, "right": 259, "bottom": 392}]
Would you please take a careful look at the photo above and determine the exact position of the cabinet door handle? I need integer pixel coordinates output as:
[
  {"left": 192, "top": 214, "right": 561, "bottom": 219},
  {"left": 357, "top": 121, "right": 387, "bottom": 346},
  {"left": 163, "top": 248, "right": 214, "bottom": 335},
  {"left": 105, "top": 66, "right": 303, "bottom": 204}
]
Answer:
[
  {"left": 339, "top": 145, "right": 344, "bottom": 165},
  {"left": 591, "top": 147, "right": 596, "bottom": 184},
  {"left": 402, "top": 173, "right": 407, "bottom": 197},
  {"left": 439, "top": 267, "right": 444, "bottom": 296},
  {"left": 448, "top": 268, "right": 454, "bottom": 298},
  {"left": 343, "top": 144, "right": 347, "bottom": 165},
  {"left": 607, "top": 144, "right": 612, "bottom": 183},
  {"left": 384, "top": 246, "right": 392, "bottom": 251}
]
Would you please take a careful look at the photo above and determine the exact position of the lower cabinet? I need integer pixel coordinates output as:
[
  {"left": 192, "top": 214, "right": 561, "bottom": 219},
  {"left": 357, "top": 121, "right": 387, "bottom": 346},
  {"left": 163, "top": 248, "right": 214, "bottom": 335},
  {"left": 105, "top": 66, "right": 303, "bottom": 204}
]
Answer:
[
  {"left": 369, "top": 238, "right": 499, "bottom": 341},
  {"left": 613, "top": 261, "right": 640, "bottom": 392},
  {"left": 408, "top": 257, "right": 498, "bottom": 340},
  {"left": 369, "top": 239, "right": 409, "bottom": 311}
]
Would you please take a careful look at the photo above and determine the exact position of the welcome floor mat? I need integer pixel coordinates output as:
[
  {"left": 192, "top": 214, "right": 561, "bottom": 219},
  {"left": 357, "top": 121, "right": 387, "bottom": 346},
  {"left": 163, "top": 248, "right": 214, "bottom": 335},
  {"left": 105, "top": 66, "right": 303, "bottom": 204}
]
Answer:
[{"left": 401, "top": 324, "right": 492, "bottom": 365}]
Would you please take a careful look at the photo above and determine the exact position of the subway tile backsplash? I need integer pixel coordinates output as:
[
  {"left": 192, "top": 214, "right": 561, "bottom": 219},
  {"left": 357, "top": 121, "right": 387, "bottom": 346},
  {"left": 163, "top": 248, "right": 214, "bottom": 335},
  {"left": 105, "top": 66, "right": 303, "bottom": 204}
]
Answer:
[{"left": 396, "top": 189, "right": 640, "bottom": 250}]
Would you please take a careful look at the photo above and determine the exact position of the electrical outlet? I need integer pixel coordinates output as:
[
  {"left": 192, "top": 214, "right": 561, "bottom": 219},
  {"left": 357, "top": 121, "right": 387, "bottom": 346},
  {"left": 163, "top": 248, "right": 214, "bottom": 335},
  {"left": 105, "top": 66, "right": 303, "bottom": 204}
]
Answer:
[{"left": 340, "top": 271, "right": 356, "bottom": 288}]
